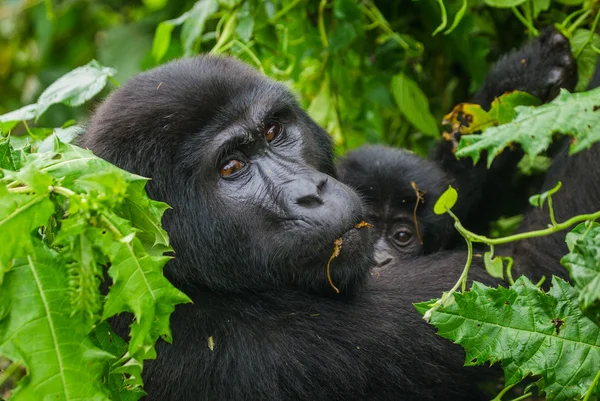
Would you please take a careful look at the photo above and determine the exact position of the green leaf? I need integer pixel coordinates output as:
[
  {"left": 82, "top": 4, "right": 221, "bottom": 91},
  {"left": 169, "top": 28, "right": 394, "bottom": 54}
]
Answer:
[
  {"left": 456, "top": 87, "right": 600, "bottom": 166},
  {"left": 391, "top": 73, "right": 439, "bottom": 137},
  {"left": 0, "top": 167, "right": 55, "bottom": 276},
  {"left": 0, "top": 104, "right": 38, "bottom": 132},
  {"left": 0, "top": 61, "right": 115, "bottom": 128},
  {"left": 181, "top": 0, "right": 220, "bottom": 56},
  {"left": 91, "top": 323, "right": 146, "bottom": 401},
  {"left": 433, "top": 185, "right": 458, "bottom": 215},
  {"left": 443, "top": 91, "right": 541, "bottom": 135},
  {"left": 571, "top": 29, "right": 600, "bottom": 92},
  {"left": 532, "top": 0, "right": 551, "bottom": 18},
  {"left": 561, "top": 223, "right": 600, "bottom": 322},
  {"left": 102, "top": 220, "right": 191, "bottom": 359},
  {"left": 420, "top": 277, "right": 600, "bottom": 400},
  {"left": 36, "top": 60, "right": 116, "bottom": 118},
  {"left": 0, "top": 248, "right": 112, "bottom": 400},
  {"left": 235, "top": 14, "right": 254, "bottom": 43},
  {"left": 0, "top": 136, "right": 16, "bottom": 171},
  {"left": 483, "top": 252, "right": 504, "bottom": 279},
  {"left": 152, "top": 21, "right": 177, "bottom": 63},
  {"left": 528, "top": 181, "right": 562, "bottom": 208}
]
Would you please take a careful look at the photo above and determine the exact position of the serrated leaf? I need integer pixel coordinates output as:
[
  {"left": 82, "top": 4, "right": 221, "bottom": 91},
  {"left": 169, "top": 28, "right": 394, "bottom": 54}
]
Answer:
[
  {"left": 0, "top": 104, "right": 38, "bottom": 132},
  {"left": 433, "top": 185, "right": 458, "bottom": 215},
  {"left": 421, "top": 277, "right": 600, "bottom": 400},
  {"left": 0, "top": 61, "right": 116, "bottom": 127},
  {"left": 0, "top": 247, "right": 112, "bottom": 400},
  {"left": 101, "top": 211, "right": 190, "bottom": 359},
  {"left": 121, "top": 180, "right": 171, "bottom": 251},
  {"left": 561, "top": 223, "right": 600, "bottom": 322},
  {"left": 0, "top": 136, "right": 16, "bottom": 170},
  {"left": 91, "top": 323, "right": 146, "bottom": 401},
  {"left": 391, "top": 73, "right": 439, "bottom": 137},
  {"left": 35, "top": 60, "right": 116, "bottom": 118},
  {"left": 443, "top": 91, "right": 541, "bottom": 135},
  {"left": 456, "top": 87, "right": 600, "bottom": 167},
  {"left": 0, "top": 168, "right": 55, "bottom": 275}
]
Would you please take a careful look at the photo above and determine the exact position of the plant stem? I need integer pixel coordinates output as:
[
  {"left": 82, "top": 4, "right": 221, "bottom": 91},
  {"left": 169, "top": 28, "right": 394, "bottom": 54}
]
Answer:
[
  {"left": 583, "top": 369, "right": 600, "bottom": 401},
  {"left": 509, "top": 393, "right": 532, "bottom": 401},
  {"left": 51, "top": 186, "right": 76, "bottom": 197},
  {"left": 455, "top": 210, "right": 600, "bottom": 246},
  {"left": 318, "top": 0, "right": 329, "bottom": 49},
  {"left": 491, "top": 383, "right": 516, "bottom": 401},
  {"left": 511, "top": 6, "right": 539, "bottom": 36},
  {"left": 271, "top": 0, "right": 303, "bottom": 22},
  {"left": 0, "top": 361, "right": 21, "bottom": 389}
]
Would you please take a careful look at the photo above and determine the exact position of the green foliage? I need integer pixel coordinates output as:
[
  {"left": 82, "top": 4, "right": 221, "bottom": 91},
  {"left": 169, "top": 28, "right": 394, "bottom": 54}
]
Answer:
[
  {"left": 456, "top": 87, "right": 600, "bottom": 166},
  {"left": 416, "top": 277, "right": 600, "bottom": 400},
  {"left": 562, "top": 222, "right": 600, "bottom": 323},
  {"left": 433, "top": 185, "right": 458, "bottom": 215},
  {"left": 0, "top": 139, "right": 190, "bottom": 399},
  {"left": 1, "top": 0, "right": 600, "bottom": 399},
  {"left": 443, "top": 91, "right": 541, "bottom": 135},
  {"left": 0, "top": 60, "right": 116, "bottom": 133}
]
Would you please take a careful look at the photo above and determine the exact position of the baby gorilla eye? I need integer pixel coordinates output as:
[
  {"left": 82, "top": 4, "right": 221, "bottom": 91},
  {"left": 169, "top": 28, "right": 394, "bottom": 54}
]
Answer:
[
  {"left": 264, "top": 121, "right": 283, "bottom": 142},
  {"left": 393, "top": 228, "right": 413, "bottom": 246},
  {"left": 220, "top": 159, "right": 246, "bottom": 178}
]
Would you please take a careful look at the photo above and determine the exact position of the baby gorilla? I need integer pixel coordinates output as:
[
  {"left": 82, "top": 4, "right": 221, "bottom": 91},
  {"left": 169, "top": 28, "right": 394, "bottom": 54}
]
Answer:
[
  {"left": 338, "top": 28, "right": 578, "bottom": 265},
  {"left": 338, "top": 146, "right": 454, "bottom": 267}
]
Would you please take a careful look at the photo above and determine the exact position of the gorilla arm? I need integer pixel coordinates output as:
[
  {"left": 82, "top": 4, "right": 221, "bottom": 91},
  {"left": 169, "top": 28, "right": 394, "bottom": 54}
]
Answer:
[{"left": 433, "top": 28, "right": 578, "bottom": 233}]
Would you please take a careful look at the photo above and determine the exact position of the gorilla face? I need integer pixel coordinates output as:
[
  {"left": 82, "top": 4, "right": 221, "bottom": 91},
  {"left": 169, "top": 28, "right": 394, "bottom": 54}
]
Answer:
[
  {"left": 82, "top": 57, "right": 372, "bottom": 294},
  {"left": 338, "top": 146, "right": 455, "bottom": 268}
]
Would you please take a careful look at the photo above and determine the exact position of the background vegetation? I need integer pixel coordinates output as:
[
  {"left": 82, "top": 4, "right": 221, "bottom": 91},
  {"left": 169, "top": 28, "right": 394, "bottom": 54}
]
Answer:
[
  {"left": 1, "top": 0, "right": 597, "bottom": 155},
  {"left": 0, "top": 0, "right": 599, "bottom": 400}
]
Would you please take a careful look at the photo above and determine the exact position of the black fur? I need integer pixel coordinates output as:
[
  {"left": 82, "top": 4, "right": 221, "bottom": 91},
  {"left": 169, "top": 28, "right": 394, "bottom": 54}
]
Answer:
[
  {"left": 78, "top": 31, "right": 595, "bottom": 400},
  {"left": 338, "top": 146, "right": 455, "bottom": 266},
  {"left": 81, "top": 56, "right": 495, "bottom": 401},
  {"left": 336, "top": 28, "right": 578, "bottom": 265}
]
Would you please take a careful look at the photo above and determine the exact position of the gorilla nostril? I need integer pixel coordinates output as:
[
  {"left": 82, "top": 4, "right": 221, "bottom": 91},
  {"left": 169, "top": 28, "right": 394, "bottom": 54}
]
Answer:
[
  {"left": 317, "top": 178, "right": 327, "bottom": 195},
  {"left": 296, "top": 193, "right": 324, "bottom": 207},
  {"left": 376, "top": 258, "right": 393, "bottom": 268}
]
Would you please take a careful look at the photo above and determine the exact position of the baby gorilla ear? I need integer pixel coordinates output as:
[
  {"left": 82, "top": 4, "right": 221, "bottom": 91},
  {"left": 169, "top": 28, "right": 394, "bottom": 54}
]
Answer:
[{"left": 472, "top": 27, "right": 577, "bottom": 109}]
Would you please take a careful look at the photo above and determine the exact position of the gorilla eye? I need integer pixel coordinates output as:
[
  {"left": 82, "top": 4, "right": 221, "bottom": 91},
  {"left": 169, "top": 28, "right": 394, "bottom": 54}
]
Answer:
[
  {"left": 264, "top": 122, "right": 282, "bottom": 142},
  {"left": 220, "top": 159, "right": 246, "bottom": 178},
  {"left": 394, "top": 229, "right": 413, "bottom": 246}
]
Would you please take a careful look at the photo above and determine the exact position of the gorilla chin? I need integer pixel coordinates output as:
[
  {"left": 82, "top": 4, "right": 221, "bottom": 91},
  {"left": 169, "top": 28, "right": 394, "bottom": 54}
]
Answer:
[{"left": 290, "top": 223, "right": 374, "bottom": 296}]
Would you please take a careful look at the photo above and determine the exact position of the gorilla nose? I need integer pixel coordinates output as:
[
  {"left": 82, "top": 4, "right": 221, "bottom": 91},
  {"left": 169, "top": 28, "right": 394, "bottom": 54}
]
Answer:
[
  {"left": 375, "top": 256, "right": 393, "bottom": 268},
  {"left": 295, "top": 177, "right": 327, "bottom": 208}
]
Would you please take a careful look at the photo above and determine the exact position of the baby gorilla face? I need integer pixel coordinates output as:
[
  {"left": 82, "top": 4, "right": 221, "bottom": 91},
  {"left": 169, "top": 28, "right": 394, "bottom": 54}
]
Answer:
[
  {"left": 337, "top": 145, "right": 455, "bottom": 269},
  {"left": 369, "top": 209, "right": 422, "bottom": 270}
]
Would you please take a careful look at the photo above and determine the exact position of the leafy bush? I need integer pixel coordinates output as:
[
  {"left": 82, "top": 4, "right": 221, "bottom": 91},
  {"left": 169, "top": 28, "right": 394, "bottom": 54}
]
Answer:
[{"left": 0, "top": 0, "right": 599, "bottom": 399}]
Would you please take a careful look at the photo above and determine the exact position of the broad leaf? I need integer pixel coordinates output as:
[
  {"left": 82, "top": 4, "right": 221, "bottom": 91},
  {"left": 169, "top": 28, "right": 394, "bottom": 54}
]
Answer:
[
  {"left": 456, "top": 88, "right": 600, "bottom": 166},
  {"left": 0, "top": 61, "right": 115, "bottom": 127},
  {"left": 391, "top": 73, "right": 439, "bottom": 137},
  {"left": 418, "top": 277, "right": 600, "bottom": 400},
  {"left": 443, "top": 91, "right": 541, "bottom": 135},
  {"left": 562, "top": 223, "right": 600, "bottom": 322},
  {"left": 433, "top": 185, "right": 458, "bottom": 215},
  {"left": 0, "top": 247, "right": 112, "bottom": 400}
]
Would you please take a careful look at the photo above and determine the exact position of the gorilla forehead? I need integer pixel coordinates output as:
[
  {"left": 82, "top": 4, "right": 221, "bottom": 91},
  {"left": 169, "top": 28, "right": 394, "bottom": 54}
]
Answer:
[{"left": 83, "top": 57, "right": 297, "bottom": 170}]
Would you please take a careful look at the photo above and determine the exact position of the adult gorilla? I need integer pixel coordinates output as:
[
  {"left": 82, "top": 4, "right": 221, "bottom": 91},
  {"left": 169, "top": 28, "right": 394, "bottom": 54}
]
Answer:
[{"left": 80, "top": 54, "right": 595, "bottom": 399}]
